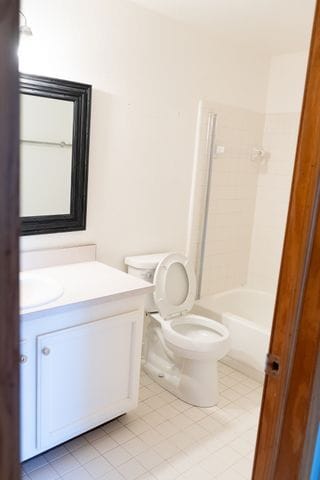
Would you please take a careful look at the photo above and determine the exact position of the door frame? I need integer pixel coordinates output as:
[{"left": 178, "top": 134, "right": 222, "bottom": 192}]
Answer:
[
  {"left": 0, "top": 1, "right": 20, "bottom": 480},
  {"left": 253, "top": 0, "right": 320, "bottom": 478}
]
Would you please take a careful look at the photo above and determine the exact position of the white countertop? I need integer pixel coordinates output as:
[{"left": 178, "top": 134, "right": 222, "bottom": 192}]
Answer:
[{"left": 20, "top": 261, "right": 154, "bottom": 316}]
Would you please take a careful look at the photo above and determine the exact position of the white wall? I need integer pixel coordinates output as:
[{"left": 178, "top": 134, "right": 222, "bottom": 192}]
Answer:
[
  {"left": 247, "top": 52, "right": 308, "bottom": 293},
  {"left": 20, "top": 0, "right": 269, "bottom": 269},
  {"left": 265, "top": 52, "right": 309, "bottom": 114}
]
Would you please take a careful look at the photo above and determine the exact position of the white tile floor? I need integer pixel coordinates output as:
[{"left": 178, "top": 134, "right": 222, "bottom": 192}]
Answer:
[{"left": 21, "top": 363, "right": 263, "bottom": 480}]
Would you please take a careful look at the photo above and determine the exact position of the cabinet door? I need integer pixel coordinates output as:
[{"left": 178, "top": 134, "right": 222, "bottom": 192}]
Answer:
[
  {"left": 37, "top": 310, "right": 141, "bottom": 450},
  {"left": 20, "top": 339, "right": 34, "bottom": 461}
]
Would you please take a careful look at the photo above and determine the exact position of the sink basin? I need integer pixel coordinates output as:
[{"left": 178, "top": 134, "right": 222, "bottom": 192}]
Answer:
[{"left": 20, "top": 272, "right": 64, "bottom": 309}]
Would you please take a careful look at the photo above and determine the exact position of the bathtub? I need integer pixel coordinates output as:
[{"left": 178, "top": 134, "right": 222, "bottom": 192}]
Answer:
[{"left": 194, "top": 288, "right": 275, "bottom": 380}]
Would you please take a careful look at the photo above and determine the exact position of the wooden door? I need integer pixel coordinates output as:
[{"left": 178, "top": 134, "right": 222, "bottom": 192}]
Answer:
[
  {"left": 252, "top": 1, "right": 320, "bottom": 478},
  {"left": 0, "top": 1, "right": 20, "bottom": 480}
]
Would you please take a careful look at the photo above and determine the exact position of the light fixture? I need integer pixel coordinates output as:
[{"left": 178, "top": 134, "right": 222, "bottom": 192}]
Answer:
[
  {"left": 19, "top": 10, "right": 33, "bottom": 37},
  {"left": 18, "top": 10, "right": 33, "bottom": 66}
]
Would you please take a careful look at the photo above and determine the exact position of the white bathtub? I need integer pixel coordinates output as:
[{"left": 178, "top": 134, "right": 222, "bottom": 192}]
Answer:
[{"left": 194, "top": 288, "right": 275, "bottom": 379}]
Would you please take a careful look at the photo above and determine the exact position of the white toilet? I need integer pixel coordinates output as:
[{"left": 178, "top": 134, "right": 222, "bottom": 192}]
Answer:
[{"left": 125, "top": 252, "right": 230, "bottom": 407}]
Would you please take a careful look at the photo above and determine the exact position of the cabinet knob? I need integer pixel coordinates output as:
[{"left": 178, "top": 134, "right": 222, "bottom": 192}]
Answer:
[
  {"left": 20, "top": 354, "right": 28, "bottom": 364},
  {"left": 42, "top": 347, "right": 51, "bottom": 356}
]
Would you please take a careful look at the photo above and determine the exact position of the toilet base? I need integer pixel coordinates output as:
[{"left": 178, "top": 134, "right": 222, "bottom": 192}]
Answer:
[
  {"left": 143, "top": 357, "right": 220, "bottom": 408},
  {"left": 143, "top": 317, "right": 222, "bottom": 407}
]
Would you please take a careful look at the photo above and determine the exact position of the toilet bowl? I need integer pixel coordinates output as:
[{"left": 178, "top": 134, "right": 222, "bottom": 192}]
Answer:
[
  {"left": 160, "top": 313, "right": 229, "bottom": 360},
  {"left": 125, "top": 252, "right": 230, "bottom": 407}
]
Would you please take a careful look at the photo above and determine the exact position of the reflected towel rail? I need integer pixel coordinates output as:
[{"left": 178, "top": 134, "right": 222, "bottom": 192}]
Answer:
[{"left": 20, "top": 139, "right": 72, "bottom": 148}]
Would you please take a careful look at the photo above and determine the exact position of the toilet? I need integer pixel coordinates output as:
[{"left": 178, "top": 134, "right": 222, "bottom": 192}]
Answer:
[{"left": 125, "top": 252, "right": 230, "bottom": 407}]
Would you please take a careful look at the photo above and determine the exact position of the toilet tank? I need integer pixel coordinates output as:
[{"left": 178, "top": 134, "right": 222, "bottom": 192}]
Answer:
[{"left": 124, "top": 253, "right": 170, "bottom": 312}]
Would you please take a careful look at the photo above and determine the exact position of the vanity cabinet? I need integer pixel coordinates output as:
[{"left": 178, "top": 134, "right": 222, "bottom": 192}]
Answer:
[
  {"left": 20, "top": 293, "right": 148, "bottom": 461},
  {"left": 20, "top": 259, "right": 153, "bottom": 461},
  {"left": 36, "top": 311, "right": 139, "bottom": 450},
  {"left": 20, "top": 339, "right": 33, "bottom": 460}
]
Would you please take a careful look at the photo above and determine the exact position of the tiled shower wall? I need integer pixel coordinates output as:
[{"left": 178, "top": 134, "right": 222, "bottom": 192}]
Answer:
[
  {"left": 188, "top": 103, "right": 300, "bottom": 298},
  {"left": 187, "top": 101, "right": 264, "bottom": 296},
  {"left": 247, "top": 113, "right": 301, "bottom": 293}
]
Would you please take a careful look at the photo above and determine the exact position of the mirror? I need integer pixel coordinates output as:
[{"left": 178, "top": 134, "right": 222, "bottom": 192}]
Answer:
[{"left": 20, "top": 74, "right": 91, "bottom": 235}]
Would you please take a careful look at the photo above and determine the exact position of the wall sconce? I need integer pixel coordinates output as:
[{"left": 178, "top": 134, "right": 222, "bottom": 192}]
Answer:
[
  {"left": 18, "top": 10, "right": 33, "bottom": 65},
  {"left": 19, "top": 11, "right": 33, "bottom": 37}
]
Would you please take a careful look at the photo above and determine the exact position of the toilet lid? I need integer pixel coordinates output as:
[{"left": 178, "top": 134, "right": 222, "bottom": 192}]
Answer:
[{"left": 153, "top": 253, "right": 196, "bottom": 320}]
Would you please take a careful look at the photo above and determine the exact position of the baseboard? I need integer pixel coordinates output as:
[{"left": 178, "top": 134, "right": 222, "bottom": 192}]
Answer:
[{"left": 221, "top": 355, "right": 265, "bottom": 383}]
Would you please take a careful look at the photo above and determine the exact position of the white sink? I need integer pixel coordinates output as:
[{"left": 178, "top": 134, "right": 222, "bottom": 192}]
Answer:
[{"left": 20, "top": 272, "right": 64, "bottom": 309}]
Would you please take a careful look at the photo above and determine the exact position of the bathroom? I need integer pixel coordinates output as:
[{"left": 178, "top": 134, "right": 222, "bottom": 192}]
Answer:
[{"left": 3, "top": 0, "right": 319, "bottom": 479}]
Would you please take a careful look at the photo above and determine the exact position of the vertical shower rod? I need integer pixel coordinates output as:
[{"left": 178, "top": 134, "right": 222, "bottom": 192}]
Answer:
[{"left": 196, "top": 112, "right": 217, "bottom": 299}]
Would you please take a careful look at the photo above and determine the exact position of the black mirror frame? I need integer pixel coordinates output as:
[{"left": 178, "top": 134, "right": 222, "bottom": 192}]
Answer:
[{"left": 20, "top": 73, "right": 91, "bottom": 235}]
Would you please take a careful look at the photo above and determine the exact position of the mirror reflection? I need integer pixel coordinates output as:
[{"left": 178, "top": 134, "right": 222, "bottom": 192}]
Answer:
[{"left": 20, "top": 94, "right": 73, "bottom": 217}]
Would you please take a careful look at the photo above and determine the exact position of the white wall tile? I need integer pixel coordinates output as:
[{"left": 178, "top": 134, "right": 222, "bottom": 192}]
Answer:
[
  {"left": 188, "top": 100, "right": 264, "bottom": 295},
  {"left": 247, "top": 112, "right": 300, "bottom": 294}
]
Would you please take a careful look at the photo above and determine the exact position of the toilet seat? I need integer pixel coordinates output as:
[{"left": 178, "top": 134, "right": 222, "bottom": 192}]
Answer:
[
  {"left": 153, "top": 253, "right": 196, "bottom": 319},
  {"left": 151, "top": 253, "right": 229, "bottom": 360}
]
